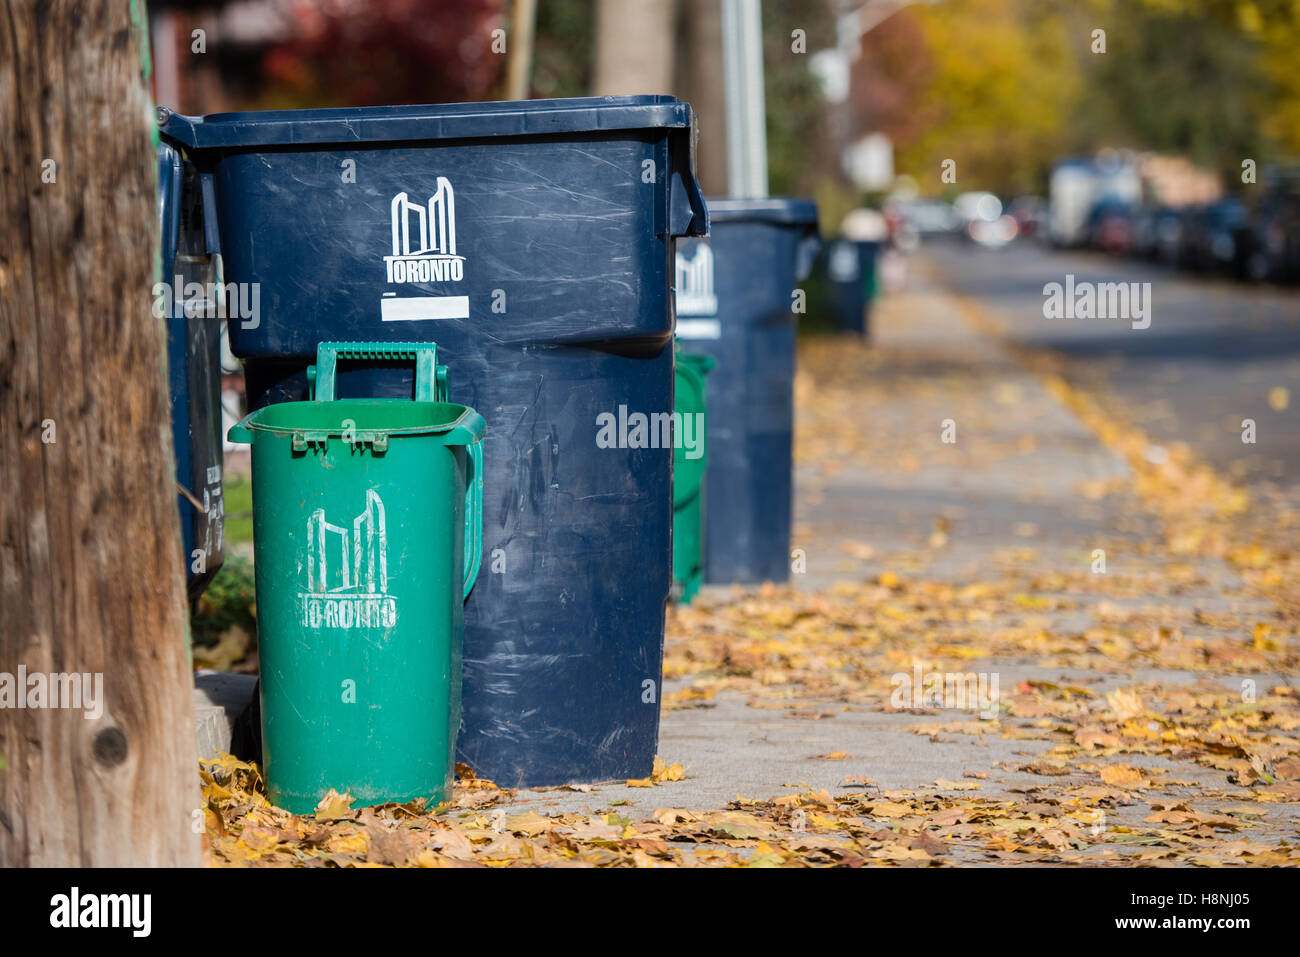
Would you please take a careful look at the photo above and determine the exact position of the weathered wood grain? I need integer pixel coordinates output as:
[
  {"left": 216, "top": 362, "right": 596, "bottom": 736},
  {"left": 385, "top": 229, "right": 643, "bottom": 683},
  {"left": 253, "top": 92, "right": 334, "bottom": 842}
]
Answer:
[{"left": 0, "top": 0, "right": 201, "bottom": 866}]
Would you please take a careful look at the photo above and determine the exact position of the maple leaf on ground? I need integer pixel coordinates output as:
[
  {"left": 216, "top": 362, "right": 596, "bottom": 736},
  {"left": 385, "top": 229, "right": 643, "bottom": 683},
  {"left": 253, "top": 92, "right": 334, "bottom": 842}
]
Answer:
[
  {"left": 652, "top": 757, "right": 686, "bottom": 783},
  {"left": 314, "top": 789, "right": 356, "bottom": 822}
]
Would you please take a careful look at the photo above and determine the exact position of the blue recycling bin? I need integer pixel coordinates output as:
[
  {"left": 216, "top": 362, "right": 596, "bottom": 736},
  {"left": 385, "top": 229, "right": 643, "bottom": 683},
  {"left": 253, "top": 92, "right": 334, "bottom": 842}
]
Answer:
[
  {"left": 674, "top": 198, "right": 819, "bottom": 585},
  {"left": 157, "top": 141, "right": 225, "bottom": 600},
  {"left": 822, "top": 238, "right": 878, "bottom": 335},
  {"left": 160, "top": 96, "right": 707, "bottom": 786}
]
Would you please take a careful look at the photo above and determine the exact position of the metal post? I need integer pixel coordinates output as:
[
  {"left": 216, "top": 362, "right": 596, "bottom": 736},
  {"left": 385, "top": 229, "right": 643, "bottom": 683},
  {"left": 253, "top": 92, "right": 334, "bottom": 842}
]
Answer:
[{"left": 721, "top": 0, "right": 768, "bottom": 198}]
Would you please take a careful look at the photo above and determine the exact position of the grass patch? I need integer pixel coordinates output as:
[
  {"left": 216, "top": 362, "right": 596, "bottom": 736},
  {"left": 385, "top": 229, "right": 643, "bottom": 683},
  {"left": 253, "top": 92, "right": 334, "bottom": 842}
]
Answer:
[
  {"left": 224, "top": 473, "right": 253, "bottom": 545},
  {"left": 192, "top": 554, "right": 256, "bottom": 648}
]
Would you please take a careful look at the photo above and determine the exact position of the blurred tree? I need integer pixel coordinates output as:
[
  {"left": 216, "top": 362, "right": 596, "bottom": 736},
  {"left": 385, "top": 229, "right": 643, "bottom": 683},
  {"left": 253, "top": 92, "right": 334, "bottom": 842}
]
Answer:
[
  {"left": 1254, "top": 0, "right": 1300, "bottom": 156},
  {"left": 763, "top": 0, "right": 837, "bottom": 197},
  {"left": 532, "top": 0, "right": 596, "bottom": 98},
  {"left": 881, "top": 0, "right": 1300, "bottom": 197},
  {"left": 893, "top": 0, "right": 1083, "bottom": 197},
  {"left": 258, "top": 0, "right": 506, "bottom": 108},
  {"left": 852, "top": 10, "right": 935, "bottom": 151},
  {"left": 1072, "top": 0, "right": 1271, "bottom": 180}
]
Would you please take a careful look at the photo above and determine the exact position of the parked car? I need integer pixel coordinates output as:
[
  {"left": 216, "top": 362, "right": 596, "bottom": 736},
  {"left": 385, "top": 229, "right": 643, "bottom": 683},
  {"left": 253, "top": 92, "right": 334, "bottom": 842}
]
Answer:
[
  {"left": 1007, "top": 195, "right": 1046, "bottom": 237},
  {"left": 1132, "top": 204, "right": 1173, "bottom": 260},
  {"left": 1086, "top": 198, "right": 1138, "bottom": 255},
  {"left": 1049, "top": 154, "right": 1141, "bottom": 247},
  {"left": 885, "top": 197, "right": 958, "bottom": 253},
  {"left": 1239, "top": 183, "right": 1300, "bottom": 283},
  {"left": 1179, "top": 198, "right": 1251, "bottom": 276}
]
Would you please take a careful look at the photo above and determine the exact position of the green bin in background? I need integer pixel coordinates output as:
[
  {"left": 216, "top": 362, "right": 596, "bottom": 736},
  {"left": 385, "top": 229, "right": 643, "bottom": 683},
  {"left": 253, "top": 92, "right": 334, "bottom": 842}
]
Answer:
[
  {"left": 672, "top": 350, "right": 714, "bottom": 603},
  {"left": 228, "top": 341, "right": 484, "bottom": 814}
]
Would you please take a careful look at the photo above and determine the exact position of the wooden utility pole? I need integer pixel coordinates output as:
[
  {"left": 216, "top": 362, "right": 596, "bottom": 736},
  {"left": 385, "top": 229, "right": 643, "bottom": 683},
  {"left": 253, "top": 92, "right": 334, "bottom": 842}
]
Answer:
[
  {"left": 679, "top": 0, "right": 727, "bottom": 194},
  {"left": 593, "top": 0, "right": 677, "bottom": 95},
  {"left": 505, "top": 0, "right": 538, "bottom": 100},
  {"left": 0, "top": 0, "right": 201, "bottom": 866}
]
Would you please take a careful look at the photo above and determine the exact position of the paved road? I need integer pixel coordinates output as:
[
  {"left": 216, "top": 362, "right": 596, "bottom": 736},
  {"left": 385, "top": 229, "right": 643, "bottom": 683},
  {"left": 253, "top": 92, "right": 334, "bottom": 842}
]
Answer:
[{"left": 922, "top": 238, "right": 1300, "bottom": 493}]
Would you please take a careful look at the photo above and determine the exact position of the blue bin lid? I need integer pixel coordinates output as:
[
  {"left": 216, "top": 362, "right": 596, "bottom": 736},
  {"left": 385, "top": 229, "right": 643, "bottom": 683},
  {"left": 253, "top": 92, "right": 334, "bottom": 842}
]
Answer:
[
  {"left": 702, "top": 197, "right": 820, "bottom": 279},
  {"left": 159, "top": 95, "right": 697, "bottom": 149},
  {"left": 704, "top": 197, "right": 819, "bottom": 228}
]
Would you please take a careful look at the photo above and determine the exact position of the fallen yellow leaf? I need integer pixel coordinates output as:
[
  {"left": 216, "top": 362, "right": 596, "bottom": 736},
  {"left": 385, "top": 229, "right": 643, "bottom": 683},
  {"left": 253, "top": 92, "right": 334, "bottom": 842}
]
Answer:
[
  {"left": 314, "top": 788, "right": 355, "bottom": 821},
  {"left": 1100, "top": 764, "right": 1148, "bottom": 789}
]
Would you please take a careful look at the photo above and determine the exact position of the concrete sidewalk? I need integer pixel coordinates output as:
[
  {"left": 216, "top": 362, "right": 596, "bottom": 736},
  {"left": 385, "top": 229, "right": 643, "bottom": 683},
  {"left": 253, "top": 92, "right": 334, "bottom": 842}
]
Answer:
[
  {"left": 792, "top": 267, "right": 1160, "bottom": 588},
  {"left": 499, "top": 269, "right": 1297, "bottom": 858}
]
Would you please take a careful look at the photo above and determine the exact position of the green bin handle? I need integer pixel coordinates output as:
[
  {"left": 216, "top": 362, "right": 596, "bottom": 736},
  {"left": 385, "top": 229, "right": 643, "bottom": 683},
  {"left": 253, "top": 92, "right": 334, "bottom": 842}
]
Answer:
[
  {"left": 310, "top": 340, "right": 481, "bottom": 600},
  {"left": 463, "top": 440, "right": 483, "bottom": 599},
  {"left": 309, "top": 341, "right": 447, "bottom": 402},
  {"left": 442, "top": 411, "right": 484, "bottom": 600}
]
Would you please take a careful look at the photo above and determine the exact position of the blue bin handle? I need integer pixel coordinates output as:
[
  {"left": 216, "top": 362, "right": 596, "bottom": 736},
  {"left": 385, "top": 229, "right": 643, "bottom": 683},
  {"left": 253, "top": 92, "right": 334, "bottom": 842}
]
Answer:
[{"left": 309, "top": 341, "right": 446, "bottom": 402}]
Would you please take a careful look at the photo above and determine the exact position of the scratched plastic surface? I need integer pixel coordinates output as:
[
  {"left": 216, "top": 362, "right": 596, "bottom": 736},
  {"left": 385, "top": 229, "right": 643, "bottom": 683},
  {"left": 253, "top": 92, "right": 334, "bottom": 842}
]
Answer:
[
  {"left": 161, "top": 97, "right": 708, "bottom": 786},
  {"left": 673, "top": 199, "right": 820, "bottom": 586}
]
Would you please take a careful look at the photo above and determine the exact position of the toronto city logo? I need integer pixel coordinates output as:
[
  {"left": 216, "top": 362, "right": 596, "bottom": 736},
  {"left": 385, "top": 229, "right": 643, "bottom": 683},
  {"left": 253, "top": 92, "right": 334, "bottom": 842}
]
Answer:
[
  {"left": 675, "top": 243, "right": 718, "bottom": 317},
  {"left": 300, "top": 489, "right": 398, "bottom": 629},
  {"left": 385, "top": 178, "right": 463, "bottom": 285},
  {"left": 380, "top": 178, "right": 470, "bottom": 321}
]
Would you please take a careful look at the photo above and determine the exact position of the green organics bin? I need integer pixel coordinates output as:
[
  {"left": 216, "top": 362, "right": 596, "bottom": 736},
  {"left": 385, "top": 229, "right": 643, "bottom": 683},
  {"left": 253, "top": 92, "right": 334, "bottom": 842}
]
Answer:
[
  {"left": 228, "top": 341, "right": 484, "bottom": 814},
  {"left": 672, "top": 350, "right": 714, "bottom": 603}
]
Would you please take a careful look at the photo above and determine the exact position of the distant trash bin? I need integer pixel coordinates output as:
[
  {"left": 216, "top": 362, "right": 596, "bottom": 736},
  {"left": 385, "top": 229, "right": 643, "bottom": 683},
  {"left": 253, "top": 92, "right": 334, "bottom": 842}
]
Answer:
[
  {"left": 228, "top": 342, "right": 484, "bottom": 814},
  {"left": 675, "top": 198, "right": 820, "bottom": 585},
  {"left": 823, "top": 238, "right": 879, "bottom": 335},
  {"left": 157, "top": 141, "right": 225, "bottom": 599},
  {"left": 162, "top": 96, "right": 708, "bottom": 786},
  {"left": 672, "top": 349, "right": 714, "bottom": 603}
]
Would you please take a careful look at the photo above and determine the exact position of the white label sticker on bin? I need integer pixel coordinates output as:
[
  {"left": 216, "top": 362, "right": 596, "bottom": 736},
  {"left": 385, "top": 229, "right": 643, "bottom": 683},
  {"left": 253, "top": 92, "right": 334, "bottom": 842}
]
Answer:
[
  {"left": 300, "top": 489, "right": 398, "bottom": 630},
  {"left": 829, "top": 241, "right": 860, "bottom": 282},
  {"left": 676, "top": 319, "right": 721, "bottom": 340},
  {"left": 381, "top": 295, "right": 470, "bottom": 322}
]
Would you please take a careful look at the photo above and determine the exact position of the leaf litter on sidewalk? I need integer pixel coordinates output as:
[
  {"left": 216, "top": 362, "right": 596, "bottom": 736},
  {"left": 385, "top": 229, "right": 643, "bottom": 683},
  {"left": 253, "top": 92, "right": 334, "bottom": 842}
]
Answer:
[{"left": 198, "top": 319, "right": 1299, "bottom": 867}]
